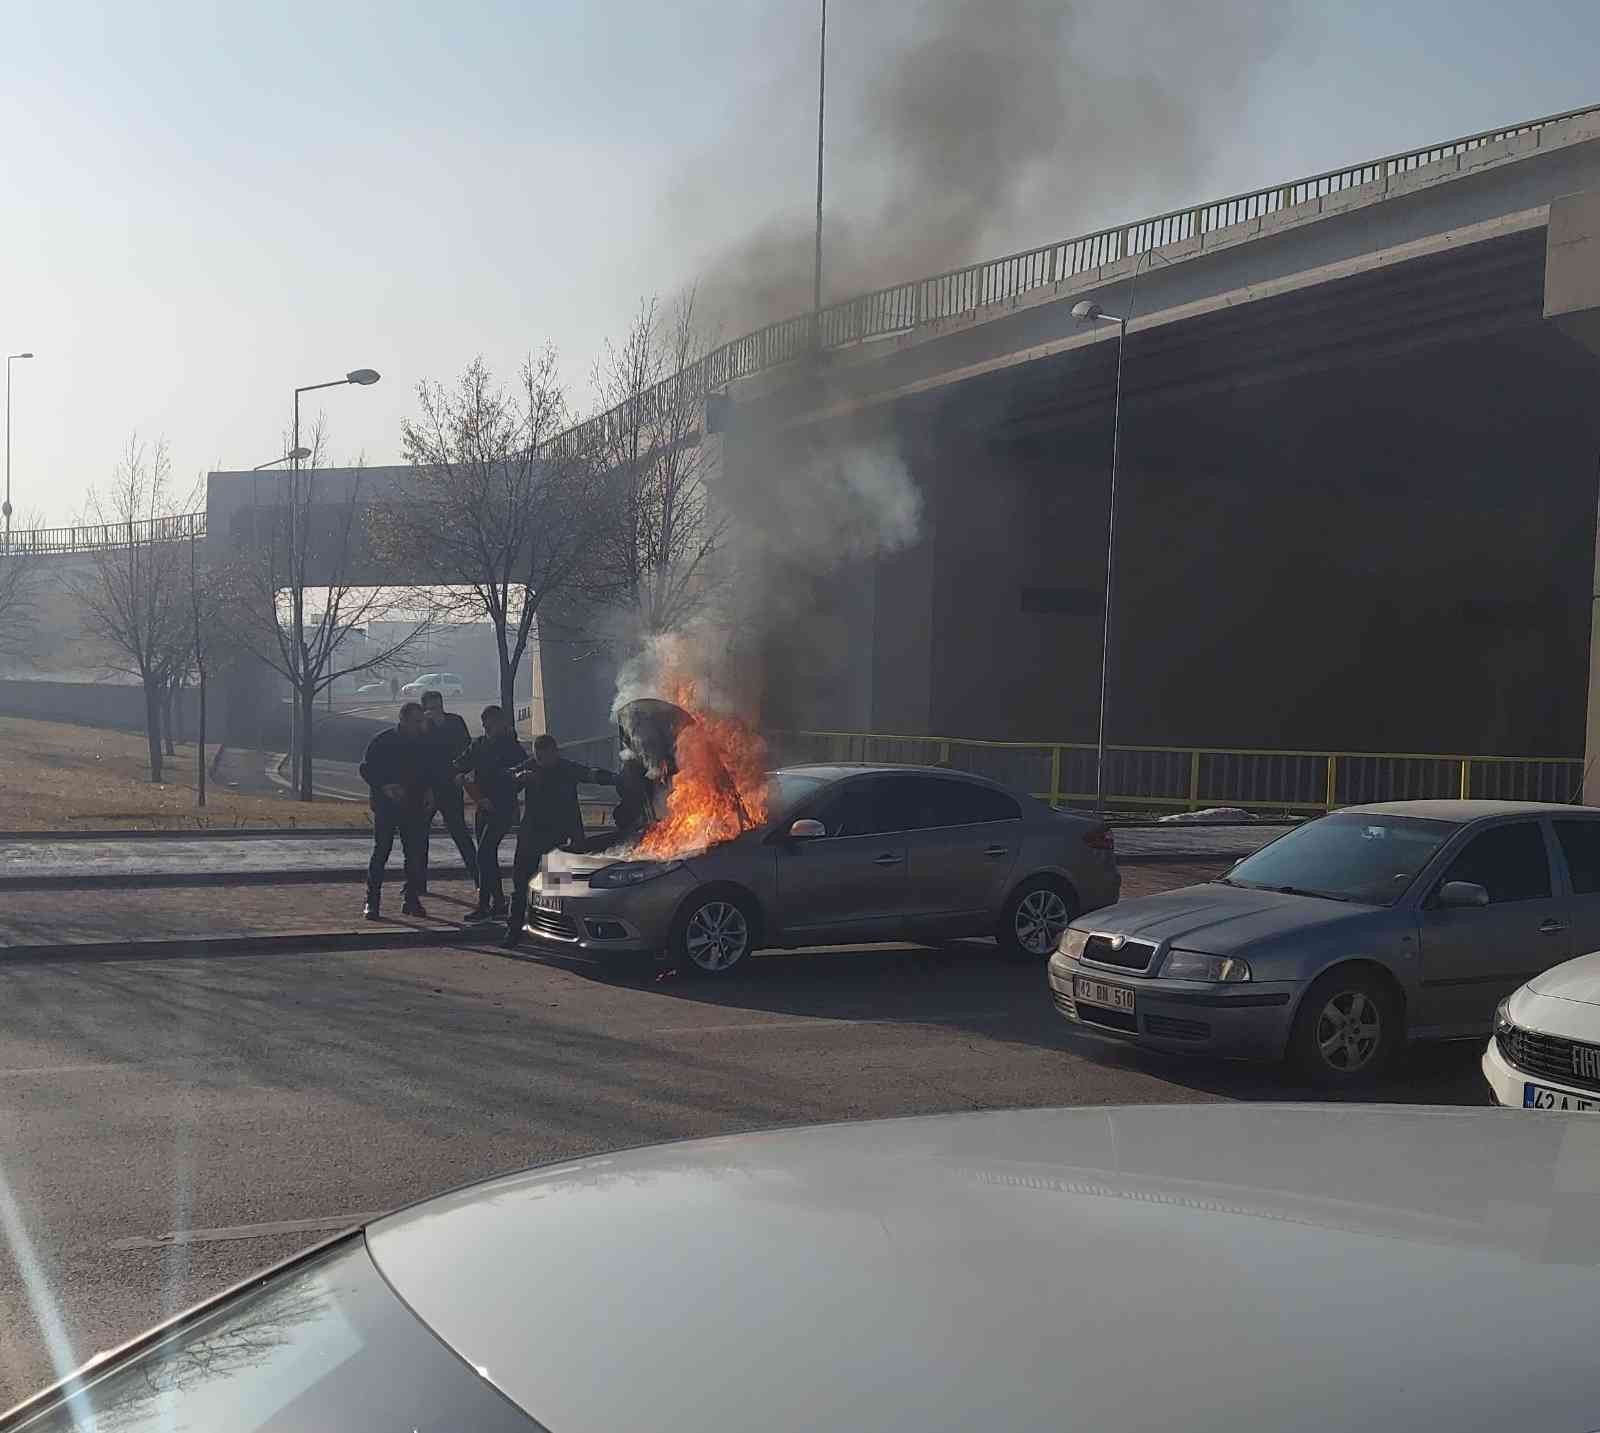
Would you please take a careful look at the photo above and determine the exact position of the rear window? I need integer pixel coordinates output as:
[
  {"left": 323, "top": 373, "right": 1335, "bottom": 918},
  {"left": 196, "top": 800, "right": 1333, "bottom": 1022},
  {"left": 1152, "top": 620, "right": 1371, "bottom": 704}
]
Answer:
[{"left": 1555, "top": 820, "right": 1600, "bottom": 895}]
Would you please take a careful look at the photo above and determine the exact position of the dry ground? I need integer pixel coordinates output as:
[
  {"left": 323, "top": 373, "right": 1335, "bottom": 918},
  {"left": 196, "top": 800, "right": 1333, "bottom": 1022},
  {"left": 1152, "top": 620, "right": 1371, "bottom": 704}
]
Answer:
[{"left": 0, "top": 717, "right": 371, "bottom": 831}]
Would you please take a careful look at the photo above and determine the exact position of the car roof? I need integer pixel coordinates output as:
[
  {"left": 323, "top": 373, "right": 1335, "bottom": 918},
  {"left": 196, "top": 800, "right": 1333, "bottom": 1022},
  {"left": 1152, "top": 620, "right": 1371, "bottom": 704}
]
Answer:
[
  {"left": 1337, "top": 798, "right": 1600, "bottom": 822},
  {"left": 364, "top": 1106, "right": 1600, "bottom": 1433}
]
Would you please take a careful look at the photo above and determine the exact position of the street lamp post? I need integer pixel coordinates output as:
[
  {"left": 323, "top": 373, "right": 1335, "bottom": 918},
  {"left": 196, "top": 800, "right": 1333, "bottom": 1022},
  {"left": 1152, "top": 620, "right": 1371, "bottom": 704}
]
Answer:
[
  {"left": 286, "top": 369, "right": 381, "bottom": 798},
  {"left": 5, "top": 351, "right": 35, "bottom": 553},
  {"left": 813, "top": 0, "right": 828, "bottom": 325},
  {"left": 251, "top": 447, "right": 311, "bottom": 471},
  {"left": 1071, "top": 299, "right": 1131, "bottom": 815}
]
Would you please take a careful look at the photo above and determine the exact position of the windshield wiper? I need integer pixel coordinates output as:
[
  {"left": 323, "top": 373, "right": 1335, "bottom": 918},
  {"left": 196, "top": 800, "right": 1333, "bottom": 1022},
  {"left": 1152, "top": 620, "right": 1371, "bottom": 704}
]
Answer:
[{"left": 1271, "top": 884, "right": 1358, "bottom": 903}]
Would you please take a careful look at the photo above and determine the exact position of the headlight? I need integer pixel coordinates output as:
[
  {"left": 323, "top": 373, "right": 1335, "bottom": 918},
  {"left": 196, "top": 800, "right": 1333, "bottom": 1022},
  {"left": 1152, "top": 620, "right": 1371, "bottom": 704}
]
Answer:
[
  {"left": 1160, "top": 949, "right": 1251, "bottom": 983},
  {"left": 1494, "top": 997, "right": 1514, "bottom": 1037},
  {"left": 1058, "top": 928, "right": 1090, "bottom": 959},
  {"left": 588, "top": 860, "right": 685, "bottom": 889}
]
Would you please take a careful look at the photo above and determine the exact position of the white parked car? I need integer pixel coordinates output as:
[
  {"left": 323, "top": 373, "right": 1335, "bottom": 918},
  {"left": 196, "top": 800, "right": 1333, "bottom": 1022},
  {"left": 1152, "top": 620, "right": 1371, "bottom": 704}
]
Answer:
[
  {"left": 399, "top": 672, "right": 464, "bottom": 699},
  {"left": 1484, "top": 951, "right": 1600, "bottom": 1110}
]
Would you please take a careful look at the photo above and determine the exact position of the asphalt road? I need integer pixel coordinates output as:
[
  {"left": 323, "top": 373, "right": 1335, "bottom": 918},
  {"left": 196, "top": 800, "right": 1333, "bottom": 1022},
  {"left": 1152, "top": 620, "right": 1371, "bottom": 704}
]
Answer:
[{"left": 0, "top": 923, "right": 1492, "bottom": 1404}]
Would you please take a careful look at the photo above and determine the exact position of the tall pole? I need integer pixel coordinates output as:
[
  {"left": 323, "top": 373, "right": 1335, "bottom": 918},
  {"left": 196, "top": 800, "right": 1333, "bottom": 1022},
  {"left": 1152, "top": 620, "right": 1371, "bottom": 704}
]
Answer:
[
  {"left": 813, "top": 0, "right": 827, "bottom": 325},
  {"left": 290, "top": 390, "right": 303, "bottom": 795},
  {"left": 4, "top": 358, "right": 11, "bottom": 554}
]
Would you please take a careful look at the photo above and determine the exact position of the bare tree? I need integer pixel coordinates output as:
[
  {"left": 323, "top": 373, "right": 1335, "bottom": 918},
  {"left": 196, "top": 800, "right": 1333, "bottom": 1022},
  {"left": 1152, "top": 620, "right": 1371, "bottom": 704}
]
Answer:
[
  {"left": 0, "top": 520, "right": 41, "bottom": 665},
  {"left": 587, "top": 290, "right": 729, "bottom": 637},
  {"left": 217, "top": 420, "right": 436, "bottom": 800},
  {"left": 68, "top": 437, "right": 193, "bottom": 781},
  {"left": 380, "top": 348, "right": 594, "bottom": 715}
]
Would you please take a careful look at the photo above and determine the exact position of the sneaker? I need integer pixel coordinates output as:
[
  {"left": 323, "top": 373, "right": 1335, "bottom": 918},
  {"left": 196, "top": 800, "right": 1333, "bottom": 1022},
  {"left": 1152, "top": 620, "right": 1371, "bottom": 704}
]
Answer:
[
  {"left": 464, "top": 907, "right": 496, "bottom": 924},
  {"left": 402, "top": 898, "right": 428, "bottom": 918},
  {"left": 501, "top": 924, "right": 523, "bottom": 950},
  {"left": 363, "top": 903, "right": 381, "bottom": 921}
]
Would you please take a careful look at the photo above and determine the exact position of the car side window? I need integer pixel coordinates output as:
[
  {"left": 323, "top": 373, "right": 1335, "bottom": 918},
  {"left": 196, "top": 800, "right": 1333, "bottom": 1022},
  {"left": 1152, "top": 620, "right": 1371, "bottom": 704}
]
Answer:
[
  {"left": 920, "top": 779, "right": 1022, "bottom": 827},
  {"left": 1554, "top": 820, "right": 1600, "bottom": 896},
  {"left": 1435, "top": 822, "right": 1551, "bottom": 904},
  {"left": 805, "top": 779, "right": 893, "bottom": 838}
]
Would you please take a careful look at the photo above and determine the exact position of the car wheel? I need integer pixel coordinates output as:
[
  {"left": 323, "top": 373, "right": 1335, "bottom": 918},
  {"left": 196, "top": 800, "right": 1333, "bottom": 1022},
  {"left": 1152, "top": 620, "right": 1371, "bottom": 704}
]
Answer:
[
  {"left": 998, "top": 877, "right": 1078, "bottom": 962},
  {"left": 671, "top": 890, "right": 757, "bottom": 977},
  {"left": 1288, "top": 968, "right": 1400, "bottom": 1086}
]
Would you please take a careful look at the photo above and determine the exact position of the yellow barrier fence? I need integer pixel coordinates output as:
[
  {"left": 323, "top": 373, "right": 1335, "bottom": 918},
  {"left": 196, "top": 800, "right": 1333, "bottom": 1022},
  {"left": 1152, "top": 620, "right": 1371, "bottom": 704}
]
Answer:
[{"left": 767, "top": 731, "right": 1586, "bottom": 814}]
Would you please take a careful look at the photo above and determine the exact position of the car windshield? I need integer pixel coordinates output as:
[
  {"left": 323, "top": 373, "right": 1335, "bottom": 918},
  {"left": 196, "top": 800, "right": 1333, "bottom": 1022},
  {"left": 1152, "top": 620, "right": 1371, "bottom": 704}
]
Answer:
[
  {"left": 8, "top": 1237, "right": 535, "bottom": 1433},
  {"left": 1224, "top": 812, "right": 1457, "bottom": 905},
  {"left": 767, "top": 771, "right": 831, "bottom": 818}
]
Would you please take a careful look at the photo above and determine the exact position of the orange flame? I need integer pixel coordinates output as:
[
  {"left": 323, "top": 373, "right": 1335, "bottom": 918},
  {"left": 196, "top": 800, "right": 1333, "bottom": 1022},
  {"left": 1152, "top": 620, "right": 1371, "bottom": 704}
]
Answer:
[{"left": 635, "top": 682, "right": 769, "bottom": 859}]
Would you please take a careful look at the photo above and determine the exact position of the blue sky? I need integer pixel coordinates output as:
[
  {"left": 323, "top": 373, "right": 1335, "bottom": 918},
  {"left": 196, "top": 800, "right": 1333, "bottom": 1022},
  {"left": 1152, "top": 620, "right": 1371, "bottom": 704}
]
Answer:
[{"left": 4, "top": 0, "right": 1599, "bottom": 522}]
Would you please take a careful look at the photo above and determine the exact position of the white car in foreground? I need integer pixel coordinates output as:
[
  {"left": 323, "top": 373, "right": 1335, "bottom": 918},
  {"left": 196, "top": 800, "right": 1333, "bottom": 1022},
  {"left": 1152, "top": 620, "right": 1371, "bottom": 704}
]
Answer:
[{"left": 1484, "top": 951, "right": 1600, "bottom": 1110}]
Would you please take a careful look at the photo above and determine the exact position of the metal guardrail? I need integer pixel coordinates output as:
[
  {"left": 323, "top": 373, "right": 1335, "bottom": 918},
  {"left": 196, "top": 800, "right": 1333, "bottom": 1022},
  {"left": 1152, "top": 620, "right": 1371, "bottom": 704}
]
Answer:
[
  {"left": 768, "top": 731, "right": 1586, "bottom": 814},
  {"left": 7, "top": 511, "right": 206, "bottom": 556},
  {"left": 557, "top": 101, "right": 1600, "bottom": 458}
]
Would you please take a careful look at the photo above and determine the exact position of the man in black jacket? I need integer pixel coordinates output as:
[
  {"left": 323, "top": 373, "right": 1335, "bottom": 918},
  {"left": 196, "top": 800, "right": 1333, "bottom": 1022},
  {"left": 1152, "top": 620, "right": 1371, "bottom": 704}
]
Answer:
[
  {"left": 417, "top": 689, "right": 476, "bottom": 894},
  {"left": 503, "top": 734, "right": 620, "bottom": 948},
  {"left": 453, "top": 705, "right": 527, "bottom": 922},
  {"left": 360, "top": 702, "right": 431, "bottom": 918}
]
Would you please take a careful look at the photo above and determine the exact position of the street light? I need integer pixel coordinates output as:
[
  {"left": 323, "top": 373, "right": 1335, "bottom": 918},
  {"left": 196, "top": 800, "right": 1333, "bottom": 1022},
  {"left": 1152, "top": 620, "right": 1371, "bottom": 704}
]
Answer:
[
  {"left": 5, "top": 351, "right": 35, "bottom": 552},
  {"left": 251, "top": 447, "right": 312, "bottom": 471},
  {"left": 286, "top": 368, "right": 381, "bottom": 796},
  {"left": 1072, "top": 300, "right": 1129, "bottom": 815}
]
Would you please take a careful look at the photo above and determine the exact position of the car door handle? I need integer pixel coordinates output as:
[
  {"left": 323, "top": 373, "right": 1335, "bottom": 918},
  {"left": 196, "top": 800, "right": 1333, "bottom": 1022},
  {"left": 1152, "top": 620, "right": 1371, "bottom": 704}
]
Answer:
[
  {"left": 1539, "top": 919, "right": 1568, "bottom": 934},
  {"left": 873, "top": 852, "right": 904, "bottom": 866},
  {"left": 984, "top": 845, "right": 1009, "bottom": 858}
]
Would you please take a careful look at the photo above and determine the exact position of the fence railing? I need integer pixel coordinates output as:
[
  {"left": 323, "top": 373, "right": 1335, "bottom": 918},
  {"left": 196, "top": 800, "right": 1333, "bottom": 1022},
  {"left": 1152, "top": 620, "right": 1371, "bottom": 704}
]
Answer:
[
  {"left": 766, "top": 731, "right": 1586, "bottom": 814},
  {"left": 7, "top": 511, "right": 206, "bottom": 556},
  {"left": 555, "top": 101, "right": 1600, "bottom": 460}
]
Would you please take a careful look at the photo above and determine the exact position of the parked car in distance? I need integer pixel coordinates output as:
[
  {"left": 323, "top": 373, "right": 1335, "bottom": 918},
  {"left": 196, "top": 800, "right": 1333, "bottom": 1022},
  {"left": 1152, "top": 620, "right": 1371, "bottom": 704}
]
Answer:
[
  {"left": 7, "top": 1106, "right": 1597, "bottom": 1433},
  {"left": 1484, "top": 950, "right": 1600, "bottom": 1110},
  {"left": 531, "top": 764, "right": 1120, "bottom": 974},
  {"left": 1049, "top": 800, "right": 1600, "bottom": 1084},
  {"left": 399, "top": 672, "right": 464, "bottom": 699},
  {"left": 355, "top": 679, "right": 391, "bottom": 696}
]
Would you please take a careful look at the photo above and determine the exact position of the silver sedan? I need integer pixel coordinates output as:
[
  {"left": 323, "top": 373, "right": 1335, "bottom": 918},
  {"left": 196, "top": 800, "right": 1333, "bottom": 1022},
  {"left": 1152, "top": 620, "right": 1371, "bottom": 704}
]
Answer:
[
  {"left": 528, "top": 763, "right": 1121, "bottom": 974},
  {"left": 1049, "top": 799, "right": 1600, "bottom": 1084}
]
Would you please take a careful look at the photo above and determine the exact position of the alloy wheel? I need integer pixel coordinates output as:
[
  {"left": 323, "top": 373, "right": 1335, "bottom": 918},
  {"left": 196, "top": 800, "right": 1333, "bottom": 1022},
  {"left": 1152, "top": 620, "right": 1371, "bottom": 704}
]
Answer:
[
  {"left": 1014, "top": 888, "right": 1071, "bottom": 956},
  {"left": 1314, "top": 989, "right": 1382, "bottom": 1073},
  {"left": 684, "top": 901, "right": 750, "bottom": 972}
]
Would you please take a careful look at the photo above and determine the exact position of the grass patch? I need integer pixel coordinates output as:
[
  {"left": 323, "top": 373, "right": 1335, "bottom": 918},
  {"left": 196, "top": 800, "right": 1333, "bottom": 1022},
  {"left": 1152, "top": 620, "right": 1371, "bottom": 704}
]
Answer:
[{"left": 0, "top": 717, "right": 372, "bottom": 832}]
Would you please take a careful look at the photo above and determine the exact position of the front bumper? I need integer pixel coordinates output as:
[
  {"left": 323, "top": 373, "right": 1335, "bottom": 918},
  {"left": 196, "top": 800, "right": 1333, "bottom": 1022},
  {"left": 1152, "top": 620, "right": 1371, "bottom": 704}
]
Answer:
[
  {"left": 523, "top": 867, "right": 695, "bottom": 955},
  {"left": 1047, "top": 955, "right": 1299, "bottom": 1062},
  {"left": 1481, "top": 1034, "right": 1600, "bottom": 1110}
]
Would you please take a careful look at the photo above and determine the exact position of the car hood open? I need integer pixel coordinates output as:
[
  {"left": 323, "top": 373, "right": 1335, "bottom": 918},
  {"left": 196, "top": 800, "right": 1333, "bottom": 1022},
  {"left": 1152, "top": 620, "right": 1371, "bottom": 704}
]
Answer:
[{"left": 1077, "top": 882, "right": 1375, "bottom": 955}]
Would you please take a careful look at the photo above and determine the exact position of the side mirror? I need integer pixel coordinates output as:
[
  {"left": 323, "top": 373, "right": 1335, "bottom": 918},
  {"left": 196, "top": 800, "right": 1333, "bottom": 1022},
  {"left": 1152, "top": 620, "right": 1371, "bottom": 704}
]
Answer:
[
  {"left": 1437, "top": 880, "right": 1490, "bottom": 909},
  {"left": 788, "top": 818, "right": 826, "bottom": 840}
]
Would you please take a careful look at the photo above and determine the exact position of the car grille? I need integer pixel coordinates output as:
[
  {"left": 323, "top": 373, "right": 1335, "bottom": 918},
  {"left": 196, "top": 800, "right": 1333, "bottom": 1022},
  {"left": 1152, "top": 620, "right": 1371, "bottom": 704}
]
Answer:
[
  {"left": 527, "top": 908, "right": 579, "bottom": 942},
  {"left": 1498, "top": 1024, "right": 1600, "bottom": 1094},
  {"left": 1080, "top": 935, "right": 1157, "bottom": 973},
  {"left": 1144, "top": 1014, "right": 1211, "bottom": 1041}
]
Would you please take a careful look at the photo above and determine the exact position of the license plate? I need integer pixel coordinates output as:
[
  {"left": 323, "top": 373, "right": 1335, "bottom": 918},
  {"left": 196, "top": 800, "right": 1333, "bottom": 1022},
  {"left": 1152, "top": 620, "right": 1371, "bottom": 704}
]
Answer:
[
  {"left": 1523, "top": 1082, "right": 1599, "bottom": 1112},
  {"left": 533, "top": 894, "right": 564, "bottom": 913},
  {"left": 1074, "top": 976, "right": 1135, "bottom": 1012}
]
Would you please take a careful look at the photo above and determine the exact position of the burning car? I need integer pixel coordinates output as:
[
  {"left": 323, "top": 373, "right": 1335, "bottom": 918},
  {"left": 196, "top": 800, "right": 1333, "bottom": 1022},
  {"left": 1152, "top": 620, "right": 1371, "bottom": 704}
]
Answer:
[{"left": 529, "top": 703, "right": 1120, "bottom": 974}]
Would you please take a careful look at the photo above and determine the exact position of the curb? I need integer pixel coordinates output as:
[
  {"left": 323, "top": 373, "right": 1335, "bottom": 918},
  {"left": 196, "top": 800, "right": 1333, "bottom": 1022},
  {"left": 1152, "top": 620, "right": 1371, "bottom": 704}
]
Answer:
[
  {"left": 0, "top": 828, "right": 371, "bottom": 843},
  {"left": 0, "top": 868, "right": 381, "bottom": 891},
  {"left": 0, "top": 926, "right": 487, "bottom": 962}
]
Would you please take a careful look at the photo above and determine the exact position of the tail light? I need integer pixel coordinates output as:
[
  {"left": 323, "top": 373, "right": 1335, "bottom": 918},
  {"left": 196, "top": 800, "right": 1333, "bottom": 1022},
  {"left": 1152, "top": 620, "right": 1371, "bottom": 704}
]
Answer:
[{"left": 1082, "top": 827, "right": 1115, "bottom": 852}]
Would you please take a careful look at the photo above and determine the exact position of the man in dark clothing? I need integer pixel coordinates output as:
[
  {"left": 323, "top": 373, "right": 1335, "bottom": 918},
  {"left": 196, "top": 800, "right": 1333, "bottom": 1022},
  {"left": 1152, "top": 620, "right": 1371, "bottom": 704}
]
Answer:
[
  {"left": 417, "top": 690, "right": 476, "bottom": 893},
  {"left": 360, "top": 702, "right": 431, "bottom": 919},
  {"left": 453, "top": 705, "right": 527, "bottom": 922},
  {"left": 503, "top": 734, "right": 620, "bottom": 948}
]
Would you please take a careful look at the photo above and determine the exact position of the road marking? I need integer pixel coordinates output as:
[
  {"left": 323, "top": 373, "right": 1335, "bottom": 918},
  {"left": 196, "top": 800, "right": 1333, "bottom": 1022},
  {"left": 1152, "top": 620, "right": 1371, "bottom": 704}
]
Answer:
[
  {"left": 109, "top": 1212, "right": 383, "bottom": 1250},
  {"left": 653, "top": 1009, "right": 1015, "bottom": 1035},
  {"left": 0, "top": 1064, "right": 127, "bottom": 1076}
]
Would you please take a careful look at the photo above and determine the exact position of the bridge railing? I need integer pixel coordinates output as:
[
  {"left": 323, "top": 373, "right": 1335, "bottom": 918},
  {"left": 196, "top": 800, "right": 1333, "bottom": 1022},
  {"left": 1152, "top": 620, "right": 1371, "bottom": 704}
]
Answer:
[
  {"left": 555, "top": 101, "right": 1600, "bottom": 458},
  {"left": 8, "top": 510, "right": 206, "bottom": 556}
]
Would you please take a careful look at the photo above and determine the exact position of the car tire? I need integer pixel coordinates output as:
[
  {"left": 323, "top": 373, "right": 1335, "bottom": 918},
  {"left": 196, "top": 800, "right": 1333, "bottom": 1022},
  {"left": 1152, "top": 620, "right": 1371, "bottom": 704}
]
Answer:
[
  {"left": 670, "top": 889, "right": 759, "bottom": 978},
  {"left": 997, "top": 876, "right": 1078, "bottom": 962},
  {"left": 1287, "top": 967, "right": 1400, "bottom": 1087}
]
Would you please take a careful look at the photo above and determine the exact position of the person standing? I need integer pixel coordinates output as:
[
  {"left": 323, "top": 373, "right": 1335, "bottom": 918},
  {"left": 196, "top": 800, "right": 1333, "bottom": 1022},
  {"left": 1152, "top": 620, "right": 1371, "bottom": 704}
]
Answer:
[
  {"left": 502, "top": 734, "right": 619, "bottom": 948},
  {"left": 454, "top": 705, "right": 527, "bottom": 922},
  {"left": 359, "top": 702, "right": 431, "bottom": 919},
  {"left": 417, "top": 689, "right": 476, "bottom": 893}
]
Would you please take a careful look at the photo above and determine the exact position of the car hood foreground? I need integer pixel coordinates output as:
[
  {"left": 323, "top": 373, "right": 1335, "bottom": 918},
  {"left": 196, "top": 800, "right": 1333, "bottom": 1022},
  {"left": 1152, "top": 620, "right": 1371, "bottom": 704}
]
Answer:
[
  {"left": 1076, "top": 882, "right": 1374, "bottom": 954},
  {"left": 366, "top": 1106, "right": 1600, "bottom": 1433}
]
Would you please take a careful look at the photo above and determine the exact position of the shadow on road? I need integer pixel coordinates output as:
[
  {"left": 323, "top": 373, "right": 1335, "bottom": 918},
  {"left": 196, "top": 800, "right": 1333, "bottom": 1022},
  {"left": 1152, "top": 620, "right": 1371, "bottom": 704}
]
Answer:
[{"left": 500, "top": 937, "right": 1493, "bottom": 1106}]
